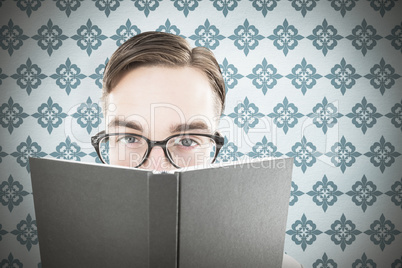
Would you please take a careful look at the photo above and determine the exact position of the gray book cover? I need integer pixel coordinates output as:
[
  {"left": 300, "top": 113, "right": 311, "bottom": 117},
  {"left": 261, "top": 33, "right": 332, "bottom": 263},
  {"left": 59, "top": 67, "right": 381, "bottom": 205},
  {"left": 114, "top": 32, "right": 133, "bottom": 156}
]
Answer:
[{"left": 29, "top": 157, "right": 293, "bottom": 268}]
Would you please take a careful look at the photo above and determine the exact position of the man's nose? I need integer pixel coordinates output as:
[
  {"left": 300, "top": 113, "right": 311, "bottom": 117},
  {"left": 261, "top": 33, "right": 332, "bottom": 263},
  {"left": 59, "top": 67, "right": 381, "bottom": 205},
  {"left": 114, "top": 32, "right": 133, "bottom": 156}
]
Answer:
[{"left": 140, "top": 146, "right": 174, "bottom": 171}]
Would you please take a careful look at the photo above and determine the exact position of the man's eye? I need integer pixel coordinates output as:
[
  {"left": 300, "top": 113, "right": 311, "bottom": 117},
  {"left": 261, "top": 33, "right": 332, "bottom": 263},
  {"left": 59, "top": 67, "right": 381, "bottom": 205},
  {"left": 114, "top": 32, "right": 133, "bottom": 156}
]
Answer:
[
  {"left": 118, "top": 136, "right": 138, "bottom": 144},
  {"left": 177, "top": 138, "right": 199, "bottom": 147}
]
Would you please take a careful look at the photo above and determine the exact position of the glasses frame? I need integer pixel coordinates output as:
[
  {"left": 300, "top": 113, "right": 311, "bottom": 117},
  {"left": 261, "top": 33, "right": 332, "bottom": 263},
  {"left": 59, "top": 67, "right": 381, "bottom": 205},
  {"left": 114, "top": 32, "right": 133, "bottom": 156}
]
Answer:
[{"left": 91, "top": 131, "right": 225, "bottom": 169}]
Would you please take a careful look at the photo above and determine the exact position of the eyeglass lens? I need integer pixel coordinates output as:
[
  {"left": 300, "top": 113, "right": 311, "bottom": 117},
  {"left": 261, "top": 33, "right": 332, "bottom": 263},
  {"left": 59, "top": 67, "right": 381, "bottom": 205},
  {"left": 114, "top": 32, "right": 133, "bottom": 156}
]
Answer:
[{"left": 98, "top": 134, "right": 217, "bottom": 168}]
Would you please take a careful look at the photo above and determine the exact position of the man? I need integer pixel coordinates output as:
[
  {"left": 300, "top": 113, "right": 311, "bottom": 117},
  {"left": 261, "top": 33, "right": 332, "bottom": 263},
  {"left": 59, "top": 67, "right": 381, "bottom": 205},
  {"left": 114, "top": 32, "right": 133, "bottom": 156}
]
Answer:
[
  {"left": 91, "top": 31, "right": 302, "bottom": 268},
  {"left": 92, "top": 31, "right": 225, "bottom": 171}
]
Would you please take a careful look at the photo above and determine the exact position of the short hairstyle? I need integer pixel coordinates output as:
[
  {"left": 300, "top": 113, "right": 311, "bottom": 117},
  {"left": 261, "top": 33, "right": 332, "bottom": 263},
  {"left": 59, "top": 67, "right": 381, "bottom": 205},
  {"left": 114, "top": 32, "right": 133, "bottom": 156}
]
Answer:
[{"left": 102, "top": 31, "right": 225, "bottom": 117}]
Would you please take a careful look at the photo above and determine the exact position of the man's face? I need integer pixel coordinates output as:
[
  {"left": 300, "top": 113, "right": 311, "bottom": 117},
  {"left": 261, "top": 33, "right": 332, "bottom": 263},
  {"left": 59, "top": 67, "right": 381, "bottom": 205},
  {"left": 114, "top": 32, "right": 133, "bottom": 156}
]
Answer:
[{"left": 105, "top": 66, "right": 219, "bottom": 171}]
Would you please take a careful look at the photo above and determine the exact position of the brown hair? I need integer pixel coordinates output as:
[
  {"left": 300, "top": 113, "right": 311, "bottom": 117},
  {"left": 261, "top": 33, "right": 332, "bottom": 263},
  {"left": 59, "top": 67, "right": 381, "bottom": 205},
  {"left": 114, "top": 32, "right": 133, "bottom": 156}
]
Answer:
[{"left": 102, "top": 31, "right": 225, "bottom": 117}]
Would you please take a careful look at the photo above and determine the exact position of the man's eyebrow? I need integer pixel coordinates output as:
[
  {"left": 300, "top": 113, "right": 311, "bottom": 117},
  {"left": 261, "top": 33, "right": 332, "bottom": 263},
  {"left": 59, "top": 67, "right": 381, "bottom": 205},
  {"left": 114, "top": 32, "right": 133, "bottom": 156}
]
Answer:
[
  {"left": 170, "top": 121, "right": 211, "bottom": 133},
  {"left": 108, "top": 119, "right": 143, "bottom": 132}
]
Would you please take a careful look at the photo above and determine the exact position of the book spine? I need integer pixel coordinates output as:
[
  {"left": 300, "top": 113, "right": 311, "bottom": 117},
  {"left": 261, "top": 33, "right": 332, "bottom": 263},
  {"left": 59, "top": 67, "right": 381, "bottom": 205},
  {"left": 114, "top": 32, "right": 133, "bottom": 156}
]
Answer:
[{"left": 148, "top": 172, "right": 179, "bottom": 268}]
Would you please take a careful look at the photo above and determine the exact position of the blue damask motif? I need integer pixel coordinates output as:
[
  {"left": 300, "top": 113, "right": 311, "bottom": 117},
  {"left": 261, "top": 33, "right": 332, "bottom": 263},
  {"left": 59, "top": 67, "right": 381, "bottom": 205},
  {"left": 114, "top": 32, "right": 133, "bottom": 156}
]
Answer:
[
  {"left": 247, "top": 136, "right": 283, "bottom": 158},
  {"left": 11, "top": 136, "right": 47, "bottom": 172},
  {"left": 307, "top": 175, "right": 343, "bottom": 212},
  {"left": 0, "top": 146, "right": 7, "bottom": 163},
  {"left": 111, "top": 19, "right": 141, "bottom": 46},
  {"left": 346, "top": 175, "right": 382, "bottom": 212},
  {"left": 247, "top": 58, "right": 282, "bottom": 95},
  {"left": 364, "top": 136, "right": 401, "bottom": 173},
  {"left": 290, "top": 0, "right": 317, "bottom": 17},
  {"left": 190, "top": 19, "right": 225, "bottom": 50},
  {"left": 286, "top": 58, "right": 322, "bottom": 95},
  {"left": 89, "top": 58, "right": 108, "bottom": 89},
  {"left": 11, "top": 58, "right": 47, "bottom": 95},
  {"left": 268, "top": 97, "right": 303, "bottom": 134},
  {"left": 352, "top": 253, "right": 376, "bottom": 268},
  {"left": 32, "top": 19, "right": 68, "bottom": 56},
  {"left": 71, "top": 19, "right": 107, "bottom": 56},
  {"left": 307, "top": 97, "right": 343, "bottom": 134},
  {"left": 219, "top": 58, "right": 243, "bottom": 93},
  {"left": 212, "top": 0, "right": 239, "bottom": 16},
  {"left": 251, "top": 0, "right": 279, "bottom": 16},
  {"left": 172, "top": 0, "right": 200, "bottom": 17},
  {"left": 94, "top": 0, "right": 122, "bottom": 17},
  {"left": 0, "top": 253, "right": 22, "bottom": 268},
  {"left": 215, "top": 136, "right": 244, "bottom": 163},
  {"left": 89, "top": 151, "right": 103, "bottom": 163},
  {"left": 385, "top": 178, "right": 402, "bottom": 208},
  {"left": 329, "top": 0, "right": 357, "bottom": 17},
  {"left": 307, "top": 19, "right": 343, "bottom": 56},
  {"left": 50, "top": 58, "right": 87, "bottom": 95},
  {"left": 325, "top": 58, "right": 361, "bottom": 95},
  {"left": 0, "top": 68, "right": 7, "bottom": 85},
  {"left": 72, "top": 97, "right": 103, "bottom": 134},
  {"left": 346, "top": 19, "right": 382, "bottom": 56},
  {"left": 229, "top": 19, "right": 264, "bottom": 56},
  {"left": 11, "top": 214, "right": 38, "bottom": 251},
  {"left": 364, "top": 214, "right": 401, "bottom": 251},
  {"left": 15, "top": 0, "right": 44, "bottom": 17},
  {"left": 346, "top": 97, "right": 382, "bottom": 134},
  {"left": 0, "top": 175, "right": 29, "bottom": 212},
  {"left": 325, "top": 214, "right": 361, "bottom": 251},
  {"left": 0, "top": 223, "right": 7, "bottom": 241},
  {"left": 290, "top": 181, "right": 304, "bottom": 206},
  {"left": 156, "top": 19, "right": 185, "bottom": 37},
  {"left": 0, "top": 97, "right": 29, "bottom": 134},
  {"left": 133, "top": 0, "right": 161, "bottom": 17},
  {"left": 368, "top": 0, "right": 395, "bottom": 17},
  {"left": 0, "top": 19, "right": 29, "bottom": 56},
  {"left": 268, "top": 19, "right": 303, "bottom": 56},
  {"left": 227, "top": 97, "right": 265, "bottom": 133},
  {"left": 32, "top": 97, "right": 68, "bottom": 134},
  {"left": 286, "top": 136, "right": 322, "bottom": 173},
  {"left": 286, "top": 214, "right": 322, "bottom": 251},
  {"left": 386, "top": 23, "right": 402, "bottom": 52},
  {"left": 312, "top": 253, "right": 337, "bottom": 268},
  {"left": 364, "top": 58, "right": 401, "bottom": 95},
  {"left": 50, "top": 137, "right": 87, "bottom": 161},
  {"left": 325, "top": 136, "right": 361, "bottom": 173},
  {"left": 54, "top": 0, "right": 83, "bottom": 17},
  {"left": 392, "top": 257, "right": 402, "bottom": 267}
]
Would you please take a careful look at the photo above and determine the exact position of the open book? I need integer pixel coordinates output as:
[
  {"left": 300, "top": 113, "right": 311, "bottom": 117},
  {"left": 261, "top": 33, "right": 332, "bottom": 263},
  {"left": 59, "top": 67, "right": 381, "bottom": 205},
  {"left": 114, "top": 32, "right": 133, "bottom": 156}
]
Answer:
[{"left": 30, "top": 157, "right": 293, "bottom": 268}]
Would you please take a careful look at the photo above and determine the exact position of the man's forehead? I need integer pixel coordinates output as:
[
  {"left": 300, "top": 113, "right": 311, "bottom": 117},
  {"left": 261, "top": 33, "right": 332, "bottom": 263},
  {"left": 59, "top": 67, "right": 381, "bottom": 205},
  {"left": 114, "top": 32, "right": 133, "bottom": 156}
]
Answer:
[
  {"left": 105, "top": 101, "right": 219, "bottom": 138},
  {"left": 107, "top": 66, "right": 218, "bottom": 111},
  {"left": 103, "top": 66, "right": 220, "bottom": 137}
]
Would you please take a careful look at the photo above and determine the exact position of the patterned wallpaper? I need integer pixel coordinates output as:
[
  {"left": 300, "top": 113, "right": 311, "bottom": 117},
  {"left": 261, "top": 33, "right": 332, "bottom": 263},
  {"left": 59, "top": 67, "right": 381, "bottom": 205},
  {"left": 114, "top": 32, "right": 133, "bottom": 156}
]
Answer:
[{"left": 0, "top": 0, "right": 401, "bottom": 267}]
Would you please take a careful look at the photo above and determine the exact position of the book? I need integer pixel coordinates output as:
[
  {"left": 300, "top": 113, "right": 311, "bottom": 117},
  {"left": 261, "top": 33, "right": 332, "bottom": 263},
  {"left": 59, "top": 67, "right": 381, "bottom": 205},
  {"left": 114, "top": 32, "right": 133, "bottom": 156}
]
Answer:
[{"left": 30, "top": 156, "right": 293, "bottom": 268}]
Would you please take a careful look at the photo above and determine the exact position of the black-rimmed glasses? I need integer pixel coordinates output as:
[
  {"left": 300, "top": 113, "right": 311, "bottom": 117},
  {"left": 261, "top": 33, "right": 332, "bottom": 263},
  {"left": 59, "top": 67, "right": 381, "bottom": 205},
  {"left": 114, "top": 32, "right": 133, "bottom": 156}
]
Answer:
[{"left": 91, "top": 131, "right": 225, "bottom": 169}]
